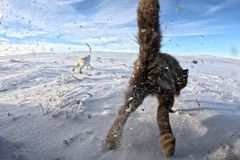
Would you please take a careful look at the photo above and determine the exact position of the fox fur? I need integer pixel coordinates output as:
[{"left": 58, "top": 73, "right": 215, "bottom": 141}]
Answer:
[
  {"left": 72, "top": 55, "right": 93, "bottom": 74},
  {"left": 105, "top": 0, "right": 188, "bottom": 157}
]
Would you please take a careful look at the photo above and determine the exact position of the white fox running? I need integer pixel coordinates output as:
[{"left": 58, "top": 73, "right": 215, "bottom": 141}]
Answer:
[{"left": 72, "top": 55, "right": 93, "bottom": 74}]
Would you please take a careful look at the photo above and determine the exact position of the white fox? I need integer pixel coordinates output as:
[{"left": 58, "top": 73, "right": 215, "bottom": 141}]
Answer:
[
  {"left": 72, "top": 43, "right": 93, "bottom": 74},
  {"left": 72, "top": 55, "right": 93, "bottom": 74}
]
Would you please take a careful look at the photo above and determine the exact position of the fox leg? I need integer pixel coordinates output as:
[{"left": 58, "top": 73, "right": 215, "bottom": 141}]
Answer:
[
  {"left": 72, "top": 64, "right": 77, "bottom": 72},
  {"left": 72, "top": 61, "right": 79, "bottom": 72},
  {"left": 78, "top": 64, "right": 85, "bottom": 74},
  {"left": 105, "top": 85, "right": 148, "bottom": 149},
  {"left": 72, "top": 66, "right": 76, "bottom": 72},
  {"left": 157, "top": 92, "right": 175, "bottom": 157},
  {"left": 86, "top": 63, "right": 93, "bottom": 70},
  {"left": 88, "top": 63, "right": 94, "bottom": 70}
]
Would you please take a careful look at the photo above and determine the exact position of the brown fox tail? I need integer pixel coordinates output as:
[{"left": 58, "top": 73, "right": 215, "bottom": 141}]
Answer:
[{"left": 137, "top": 0, "right": 161, "bottom": 60}]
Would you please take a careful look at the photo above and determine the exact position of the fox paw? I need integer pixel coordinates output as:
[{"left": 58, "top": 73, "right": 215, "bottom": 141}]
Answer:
[{"left": 160, "top": 133, "right": 175, "bottom": 157}]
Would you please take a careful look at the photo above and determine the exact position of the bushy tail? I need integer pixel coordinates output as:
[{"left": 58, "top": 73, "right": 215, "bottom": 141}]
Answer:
[{"left": 137, "top": 0, "right": 161, "bottom": 61}]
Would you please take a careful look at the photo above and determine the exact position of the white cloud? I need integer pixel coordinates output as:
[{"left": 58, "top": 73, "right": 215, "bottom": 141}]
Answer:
[
  {"left": 178, "top": 0, "right": 239, "bottom": 15},
  {"left": 205, "top": 0, "right": 238, "bottom": 15},
  {"left": 89, "top": 0, "right": 137, "bottom": 25},
  {"left": 0, "top": 39, "right": 138, "bottom": 55},
  {"left": 57, "top": 0, "right": 86, "bottom": 5},
  {"left": 0, "top": 37, "right": 9, "bottom": 42},
  {"left": 1, "top": 0, "right": 136, "bottom": 39},
  {"left": 164, "top": 19, "right": 237, "bottom": 37},
  {"left": 6, "top": 30, "right": 46, "bottom": 39},
  {"left": 0, "top": 41, "right": 83, "bottom": 54}
]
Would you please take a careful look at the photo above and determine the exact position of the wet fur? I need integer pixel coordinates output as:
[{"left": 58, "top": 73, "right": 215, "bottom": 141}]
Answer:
[{"left": 105, "top": 0, "right": 188, "bottom": 157}]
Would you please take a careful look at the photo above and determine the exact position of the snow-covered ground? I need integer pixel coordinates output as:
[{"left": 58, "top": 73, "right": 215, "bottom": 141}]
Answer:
[{"left": 0, "top": 52, "right": 240, "bottom": 160}]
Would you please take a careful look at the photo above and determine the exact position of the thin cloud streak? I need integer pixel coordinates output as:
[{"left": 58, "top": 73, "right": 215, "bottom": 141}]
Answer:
[
  {"left": 57, "top": 0, "right": 86, "bottom": 5},
  {"left": 205, "top": 0, "right": 239, "bottom": 15},
  {"left": 164, "top": 19, "right": 238, "bottom": 37}
]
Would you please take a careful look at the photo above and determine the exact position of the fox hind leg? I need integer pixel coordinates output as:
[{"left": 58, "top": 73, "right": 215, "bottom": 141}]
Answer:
[
  {"left": 105, "top": 85, "right": 149, "bottom": 149},
  {"left": 78, "top": 64, "right": 85, "bottom": 74},
  {"left": 157, "top": 93, "right": 175, "bottom": 157}
]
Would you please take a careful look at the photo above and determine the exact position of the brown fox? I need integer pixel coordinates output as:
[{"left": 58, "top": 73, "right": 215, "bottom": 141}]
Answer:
[{"left": 105, "top": 0, "right": 188, "bottom": 157}]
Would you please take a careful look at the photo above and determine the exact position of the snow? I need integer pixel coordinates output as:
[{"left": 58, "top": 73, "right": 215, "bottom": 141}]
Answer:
[{"left": 0, "top": 52, "right": 240, "bottom": 160}]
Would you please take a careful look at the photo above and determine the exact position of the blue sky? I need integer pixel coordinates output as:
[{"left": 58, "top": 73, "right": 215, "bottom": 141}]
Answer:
[{"left": 0, "top": 0, "right": 240, "bottom": 58}]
